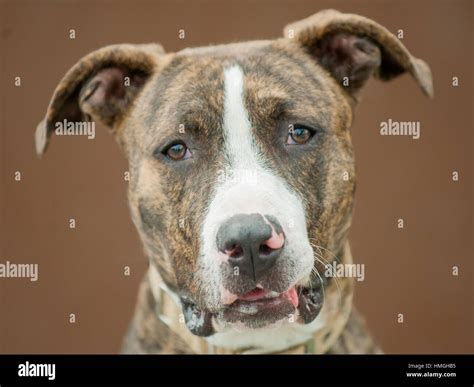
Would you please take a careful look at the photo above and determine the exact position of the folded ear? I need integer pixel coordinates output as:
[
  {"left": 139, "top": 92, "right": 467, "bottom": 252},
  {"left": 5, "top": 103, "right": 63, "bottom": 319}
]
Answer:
[
  {"left": 35, "top": 43, "right": 164, "bottom": 157},
  {"left": 284, "top": 9, "right": 433, "bottom": 98}
]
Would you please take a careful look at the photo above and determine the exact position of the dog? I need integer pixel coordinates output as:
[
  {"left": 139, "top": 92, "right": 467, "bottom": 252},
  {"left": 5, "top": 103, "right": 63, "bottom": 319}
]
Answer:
[{"left": 35, "top": 9, "right": 433, "bottom": 354}]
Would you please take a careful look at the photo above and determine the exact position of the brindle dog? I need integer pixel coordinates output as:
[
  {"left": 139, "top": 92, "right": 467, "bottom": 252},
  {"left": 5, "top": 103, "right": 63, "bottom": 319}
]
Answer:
[{"left": 36, "top": 10, "right": 433, "bottom": 354}]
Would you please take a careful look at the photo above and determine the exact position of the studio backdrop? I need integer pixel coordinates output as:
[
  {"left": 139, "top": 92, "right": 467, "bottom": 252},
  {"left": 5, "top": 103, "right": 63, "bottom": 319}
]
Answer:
[{"left": 0, "top": 0, "right": 472, "bottom": 353}]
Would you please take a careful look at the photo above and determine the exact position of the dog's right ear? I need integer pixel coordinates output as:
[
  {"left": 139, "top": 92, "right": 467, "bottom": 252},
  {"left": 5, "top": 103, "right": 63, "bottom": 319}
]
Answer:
[{"left": 35, "top": 43, "right": 164, "bottom": 157}]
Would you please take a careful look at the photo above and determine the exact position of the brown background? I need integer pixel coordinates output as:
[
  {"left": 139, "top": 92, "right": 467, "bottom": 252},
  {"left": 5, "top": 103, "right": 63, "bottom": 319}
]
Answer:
[{"left": 0, "top": 0, "right": 472, "bottom": 354}]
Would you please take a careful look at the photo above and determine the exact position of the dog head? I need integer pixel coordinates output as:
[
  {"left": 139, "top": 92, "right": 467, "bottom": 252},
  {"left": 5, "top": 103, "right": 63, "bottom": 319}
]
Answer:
[{"left": 36, "top": 10, "right": 432, "bottom": 337}]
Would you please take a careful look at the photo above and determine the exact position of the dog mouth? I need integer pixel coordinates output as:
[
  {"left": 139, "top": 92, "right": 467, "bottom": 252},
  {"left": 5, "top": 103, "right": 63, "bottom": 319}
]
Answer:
[
  {"left": 221, "top": 284, "right": 323, "bottom": 328},
  {"left": 181, "top": 282, "right": 324, "bottom": 336},
  {"left": 226, "top": 286, "right": 298, "bottom": 312}
]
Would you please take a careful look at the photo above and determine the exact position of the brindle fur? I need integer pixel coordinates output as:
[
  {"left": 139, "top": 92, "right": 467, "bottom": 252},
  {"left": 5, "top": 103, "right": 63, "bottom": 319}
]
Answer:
[{"left": 36, "top": 9, "right": 432, "bottom": 354}]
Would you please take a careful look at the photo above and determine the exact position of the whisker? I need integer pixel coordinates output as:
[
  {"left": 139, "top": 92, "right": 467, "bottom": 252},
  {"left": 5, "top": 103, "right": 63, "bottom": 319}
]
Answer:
[
  {"left": 310, "top": 265, "right": 325, "bottom": 306},
  {"left": 310, "top": 244, "right": 343, "bottom": 307},
  {"left": 308, "top": 240, "right": 343, "bottom": 265}
]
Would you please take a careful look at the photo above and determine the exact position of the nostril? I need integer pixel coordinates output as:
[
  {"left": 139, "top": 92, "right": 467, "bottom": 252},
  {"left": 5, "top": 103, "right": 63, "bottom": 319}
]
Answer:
[
  {"left": 259, "top": 243, "right": 273, "bottom": 256},
  {"left": 225, "top": 244, "right": 244, "bottom": 258}
]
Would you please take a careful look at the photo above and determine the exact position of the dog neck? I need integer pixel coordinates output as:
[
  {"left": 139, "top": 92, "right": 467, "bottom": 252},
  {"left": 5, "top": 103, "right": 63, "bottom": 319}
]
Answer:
[{"left": 136, "top": 242, "right": 354, "bottom": 354}]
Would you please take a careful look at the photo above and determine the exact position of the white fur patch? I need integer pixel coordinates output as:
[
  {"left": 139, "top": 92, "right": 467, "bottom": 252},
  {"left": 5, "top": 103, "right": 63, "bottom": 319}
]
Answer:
[{"left": 221, "top": 65, "right": 260, "bottom": 169}]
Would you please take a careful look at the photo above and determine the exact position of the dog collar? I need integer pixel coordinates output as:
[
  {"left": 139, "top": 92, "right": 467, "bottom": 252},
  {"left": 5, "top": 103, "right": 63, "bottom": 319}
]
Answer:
[{"left": 147, "top": 253, "right": 354, "bottom": 354}]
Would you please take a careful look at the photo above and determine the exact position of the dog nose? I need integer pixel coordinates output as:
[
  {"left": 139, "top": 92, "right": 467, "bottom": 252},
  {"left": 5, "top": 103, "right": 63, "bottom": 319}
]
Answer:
[{"left": 216, "top": 214, "right": 285, "bottom": 282}]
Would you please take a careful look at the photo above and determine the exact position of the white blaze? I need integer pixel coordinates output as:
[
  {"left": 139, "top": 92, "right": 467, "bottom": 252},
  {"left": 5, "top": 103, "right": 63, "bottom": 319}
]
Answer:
[{"left": 222, "top": 65, "right": 261, "bottom": 169}]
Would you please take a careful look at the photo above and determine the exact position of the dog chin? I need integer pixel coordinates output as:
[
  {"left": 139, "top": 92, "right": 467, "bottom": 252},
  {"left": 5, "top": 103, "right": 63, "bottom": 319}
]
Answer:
[
  {"left": 219, "top": 298, "right": 297, "bottom": 329},
  {"left": 214, "top": 309, "right": 295, "bottom": 331}
]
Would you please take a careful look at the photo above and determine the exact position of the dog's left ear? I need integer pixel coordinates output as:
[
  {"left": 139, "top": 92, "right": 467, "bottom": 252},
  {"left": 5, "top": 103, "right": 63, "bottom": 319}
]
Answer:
[{"left": 284, "top": 9, "right": 433, "bottom": 98}]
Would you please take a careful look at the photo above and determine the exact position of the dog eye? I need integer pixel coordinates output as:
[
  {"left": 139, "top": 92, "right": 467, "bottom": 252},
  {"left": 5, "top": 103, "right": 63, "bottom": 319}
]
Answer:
[
  {"left": 286, "top": 125, "right": 315, "bottom": 145},
  {"left": 161, "top": 142, "right": 192, "bottom": 161}
]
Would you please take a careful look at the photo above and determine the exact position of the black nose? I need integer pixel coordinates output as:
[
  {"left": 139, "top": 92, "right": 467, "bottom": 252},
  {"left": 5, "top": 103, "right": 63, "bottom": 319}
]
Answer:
[{"left": 216, "top": 214, "right": 285, "bottom": 282}]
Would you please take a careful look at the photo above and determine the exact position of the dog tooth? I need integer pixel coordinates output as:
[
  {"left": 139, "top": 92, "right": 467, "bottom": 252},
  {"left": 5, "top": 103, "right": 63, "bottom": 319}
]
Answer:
[
  {"left": 264, "top": 291, "right": 280, "bottom": 299},
  {"left": 237, "top": 304, "right": 259, "bottom": 315}
]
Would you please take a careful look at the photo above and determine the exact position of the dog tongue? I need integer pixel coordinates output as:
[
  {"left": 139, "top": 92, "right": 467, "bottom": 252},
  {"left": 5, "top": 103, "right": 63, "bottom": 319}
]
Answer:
[
  {"left": 238, "top": 288, "right": 268, "bottom": 301},
  {"left": 238, "top": 287, "right": 299, "bottom": 308},
  {"left": 286, "top": 287, "right": 299, "bottom": 308}
]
